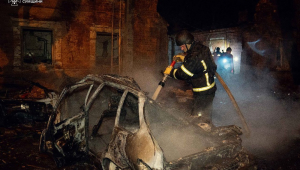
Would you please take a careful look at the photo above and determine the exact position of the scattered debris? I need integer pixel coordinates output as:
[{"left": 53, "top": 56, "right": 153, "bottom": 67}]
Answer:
[{"left": 0, "top": 79, "right": 58, "bottom": 127}]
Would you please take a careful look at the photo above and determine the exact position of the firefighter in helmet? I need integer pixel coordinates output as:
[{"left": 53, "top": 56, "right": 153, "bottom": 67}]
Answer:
[{"left": 164, "top": 30, "right": 217, "bottom": 127}]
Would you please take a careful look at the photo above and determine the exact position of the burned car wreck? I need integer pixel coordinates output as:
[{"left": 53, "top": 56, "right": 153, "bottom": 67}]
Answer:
[
  {"left": 0, "top": 80, "right": 57, "bottom": 126},
  {"left": 39, "top": 74, "right": 253, "bottom": 169}
]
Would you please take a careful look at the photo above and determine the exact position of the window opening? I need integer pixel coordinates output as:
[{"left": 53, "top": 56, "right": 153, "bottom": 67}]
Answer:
[
  {"left": 22, "top": 29, "right": 52, "bottom": 64},
  {"left": 57, "top": 82, "right": 97, "bottom": 122},
  {"left": 118, "top": 92, "right": 139, "bottom": 133},
  {"left": 96, "top": 33, "right": 119, "bottom": 66},
  {"left": 88, "top": 86, "right": 122, "bottom": 153}
]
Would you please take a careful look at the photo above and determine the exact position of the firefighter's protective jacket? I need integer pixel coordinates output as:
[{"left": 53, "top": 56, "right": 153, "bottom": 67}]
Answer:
[{"left": 170, "top": 42, "right": 217, "bottom": 95}]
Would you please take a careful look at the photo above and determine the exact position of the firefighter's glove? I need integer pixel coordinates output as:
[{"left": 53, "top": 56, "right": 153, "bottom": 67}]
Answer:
[
  {"left": 164, "top": 66, "right": 173, "bottom": 75},
  {"left": 173, "top": 53, "right": 186, "bottom": 63}
]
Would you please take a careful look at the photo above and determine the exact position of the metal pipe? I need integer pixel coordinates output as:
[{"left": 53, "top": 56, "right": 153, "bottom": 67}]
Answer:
[
  {"left": 119, "top": 0, "right": 122, "bottom": 74},
  {"left": 111, "top": 1, "right": 115, "bottom": 73}
]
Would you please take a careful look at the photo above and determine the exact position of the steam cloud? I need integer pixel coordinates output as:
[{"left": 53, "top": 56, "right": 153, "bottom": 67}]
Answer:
[
  {"left": 131, "top": 63, "right": 300, "bottom": 164},
  {"left": 213, "top": 66, "right": 300, "bottom": 161}
]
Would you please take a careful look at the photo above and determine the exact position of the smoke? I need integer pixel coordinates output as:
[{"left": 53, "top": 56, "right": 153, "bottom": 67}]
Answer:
[
  {"left": 212, "top": 66, "right": 300, "bottom": 161},
  {"left": 131, "top": 67, "right": 162, "bottom": 98},
  {"left": 131, "top": 60, "right": 300, "bottom": 164}
]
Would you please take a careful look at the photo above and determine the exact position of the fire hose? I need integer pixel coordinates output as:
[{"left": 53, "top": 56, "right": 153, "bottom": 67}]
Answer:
[
  {"left": 214, "top": 72, "right": 250, "bottom": 135},
  {"left": 152, "top": 61, "right": 250, "bottom": 135}
]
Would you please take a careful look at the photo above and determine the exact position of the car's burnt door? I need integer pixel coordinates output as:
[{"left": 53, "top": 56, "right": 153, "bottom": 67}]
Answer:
[
  {"left": 103, "top": 89, "right": 137, "bottom": 169},
  {"left": 104, "top": 91, "right": 164, "bottom": 170},
  {"left": 88, "top": 87, "right": 140, "bottom": 169},
  {"left": 45, "top": 81, "right": 98, "bottom": 167}
]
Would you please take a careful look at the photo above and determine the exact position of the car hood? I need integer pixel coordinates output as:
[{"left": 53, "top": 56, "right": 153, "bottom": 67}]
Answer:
[{"left": 144, "top": 99, "right": 224, "bottom": 162}]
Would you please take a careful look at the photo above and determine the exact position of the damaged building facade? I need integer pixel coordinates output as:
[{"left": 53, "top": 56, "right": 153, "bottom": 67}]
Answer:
[
  {"left": 0, "top": 0, "right": 169, "bottom": 91},
  {"left": 0, "top": 0, "right": 299, "bottom": 90}
]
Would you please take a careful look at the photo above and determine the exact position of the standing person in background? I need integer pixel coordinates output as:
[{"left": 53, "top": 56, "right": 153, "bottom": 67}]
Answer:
[
  {"left": 213, "top": 47, "right": 222, "bottom": 64},
  {"left": 217, "top": 47, "right": 234, "bottom": 80}
]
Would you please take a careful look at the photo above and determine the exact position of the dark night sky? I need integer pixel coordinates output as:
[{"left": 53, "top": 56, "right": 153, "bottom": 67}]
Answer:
[{"left": 157, "top": 0, "right": 260, "bottom": 34}]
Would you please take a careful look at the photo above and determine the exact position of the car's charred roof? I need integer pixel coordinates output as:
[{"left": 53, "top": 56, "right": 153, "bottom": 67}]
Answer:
[{"left": 78, "top": 74, "right": 142, "bottom": 92}]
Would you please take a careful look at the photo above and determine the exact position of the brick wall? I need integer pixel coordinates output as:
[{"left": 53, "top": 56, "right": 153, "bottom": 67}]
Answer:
[
  {"left": 133, "top": 0, "right": 168, "bottom": 71},
  {"left": 0, "top": 0, "right": 168, "bottom": 91}
]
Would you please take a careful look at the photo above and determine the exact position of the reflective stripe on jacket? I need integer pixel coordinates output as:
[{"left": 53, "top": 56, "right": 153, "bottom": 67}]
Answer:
[{"left": 170, "top": 42, "right": 217, "bottom": 94}]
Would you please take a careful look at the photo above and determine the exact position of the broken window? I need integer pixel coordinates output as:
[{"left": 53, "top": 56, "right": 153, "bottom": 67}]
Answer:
[
  {"left": 119, "top": 92, "right": 139, "bottom": 132},
  {"left": 22, "top": 29, "right": 52, "bottom": 64},
  {"left": 87, "top": 86, "right": 122, "bottom": 151},
  {"left": 57, "top": 82, "right": 97, "bottom": 121},
  {"left": 96, "top": 33, "right": 119, "bottom": 66}
]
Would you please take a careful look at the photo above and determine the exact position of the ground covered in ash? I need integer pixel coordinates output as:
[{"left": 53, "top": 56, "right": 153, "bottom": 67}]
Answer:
[
  {"left": 0, "top": 70, "right": 299, "bottom": 170},
  {"left": 0, "top": 122, "right": 96, "bottom": 170}
]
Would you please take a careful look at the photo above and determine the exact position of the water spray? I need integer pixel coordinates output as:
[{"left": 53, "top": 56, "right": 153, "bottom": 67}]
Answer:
[{"left": 152, "top": 61, "right": 176, "bottom": 100}]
